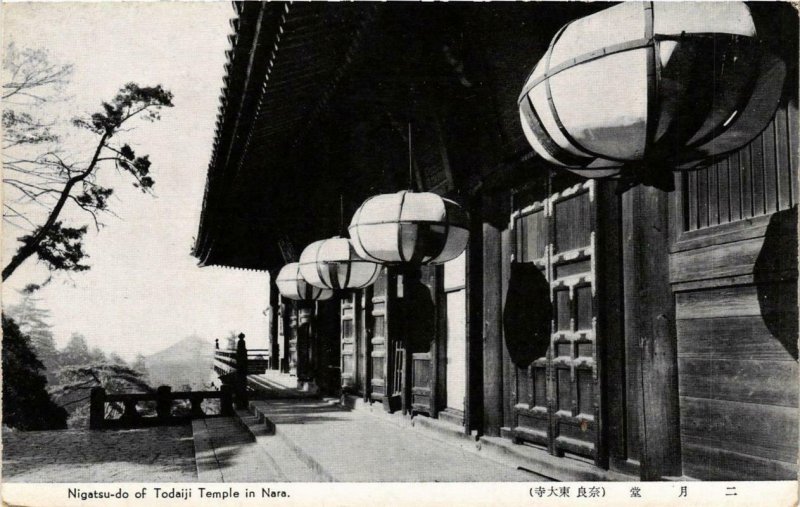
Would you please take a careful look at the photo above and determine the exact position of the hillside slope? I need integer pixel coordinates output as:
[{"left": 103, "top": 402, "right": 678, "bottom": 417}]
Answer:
[{"left": 144, "top": 335, "right": 215, "bottom": 390}]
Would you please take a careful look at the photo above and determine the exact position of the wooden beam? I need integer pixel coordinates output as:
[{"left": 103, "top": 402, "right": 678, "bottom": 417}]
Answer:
[{"left": 622, "top": 185, "right": 682, "bottom": 480}]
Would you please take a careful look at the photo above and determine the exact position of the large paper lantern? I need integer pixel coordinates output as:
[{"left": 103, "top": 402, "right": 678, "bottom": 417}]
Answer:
[
  {"left": 275, "top": 262, "right": 334, "bottom": 301},
  {"left": 299, "top": 237, "right": 381, "bottom": 290},
  {"left": 348, "top": 190, "right": 469, "bottom": 265},
  {"left": 518, "top": 1, "right": 785, "bottom": 178}
]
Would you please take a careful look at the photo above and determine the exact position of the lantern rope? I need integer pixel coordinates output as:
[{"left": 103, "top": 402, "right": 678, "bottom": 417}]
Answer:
[
  {"left": 339, "top": 194, "right": 346, "bottom": 237},
  {"left": 408, "top": 121, "right": 414, "bottom": 191}
]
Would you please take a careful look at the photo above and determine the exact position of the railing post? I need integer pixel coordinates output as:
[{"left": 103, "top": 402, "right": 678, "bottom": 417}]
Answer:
[
  {"left": 190, "top": 394, "right": 205, "bottom": 418},
  {"left": 89, "top": 387, "right": 106, "bottom": 430},
  {"left": 156, "top": 385, "right": 172, "bottom": 423},
  {"left": 121, "top": 399, "right": 140, "bottom": 425},
  {"left": 220, "top": 384, "right": 234, "bottom": 416},
  {"left": 235, "top": 333, "right": 249, "bottom": 409}
]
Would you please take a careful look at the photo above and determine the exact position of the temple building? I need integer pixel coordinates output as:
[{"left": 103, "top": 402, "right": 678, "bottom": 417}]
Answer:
[{"left": 194, "top": 2, "right": 798, "bottom": 481}]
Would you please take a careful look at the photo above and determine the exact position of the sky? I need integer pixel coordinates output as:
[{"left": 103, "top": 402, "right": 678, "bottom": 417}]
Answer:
[{"left": 2, "top": 2, "right": 271, "bottom": 359}]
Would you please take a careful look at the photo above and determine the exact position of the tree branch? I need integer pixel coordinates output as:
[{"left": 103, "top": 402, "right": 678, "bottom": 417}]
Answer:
[{"left": 67, "top": 194, "right": 102, "bottom": 232}]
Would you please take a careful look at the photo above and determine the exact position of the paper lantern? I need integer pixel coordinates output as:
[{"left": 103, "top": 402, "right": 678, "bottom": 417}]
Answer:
[
  {"left": 299, "top": 237, "right": 381, "bottom": 290},
  {"left": 348, "top": 190, "right": 469, "bottom": 265},
  {"left": 275, "top": 262, "right": 334, "bottom": 301},
  {"left": 518, "top": 1, "right": 785, "bottom": 178}
]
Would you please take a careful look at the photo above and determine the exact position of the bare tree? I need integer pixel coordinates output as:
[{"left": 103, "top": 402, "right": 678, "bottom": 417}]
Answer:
[
  {"left": 2, "top": 43, "right": 72, "bottom": 104},
  {"left": 2, "top": 43, "right": 173, "bottom": 281}
]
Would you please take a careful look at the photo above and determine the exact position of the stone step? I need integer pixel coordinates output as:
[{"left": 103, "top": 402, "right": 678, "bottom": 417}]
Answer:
[
  {"left": 235, "top": 409, "right": 319, "bottom": 482},
  {"left": 192, "top": 416, "right": 302, "bottom": 482},
  {"left": 247, "top": 374, "right": 319, "bottom": 400}
]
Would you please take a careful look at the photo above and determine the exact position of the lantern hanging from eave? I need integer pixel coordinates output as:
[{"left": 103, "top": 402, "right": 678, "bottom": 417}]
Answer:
[
  {"left": 518, "top": 1, "right": 786, "bottom": 179},
  {"left": 348, "top": 190, "right": 469, "bottom": 266},
  {"left": 299, "top": 236, "right": 381, "bottom": 290},
  {"left": 275, "top": 262, "right": 334, "bottom": 301}
]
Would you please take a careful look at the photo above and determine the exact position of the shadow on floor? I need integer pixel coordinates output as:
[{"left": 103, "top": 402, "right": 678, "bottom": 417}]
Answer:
[{"left": 2, "top": 425, "right": 196, "bottom": 481}]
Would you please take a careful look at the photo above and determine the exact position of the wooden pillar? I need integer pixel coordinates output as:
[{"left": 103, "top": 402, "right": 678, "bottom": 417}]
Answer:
[
  {"left": 361, "top": 286, "right": 373, "bottom": 403},
  {"left": 288, "top": 302, "right": 299, "bottom": 376},
  {"left": 482, "top": 192, "right": 504, "bottom": 437},
  {"left": 280, "top": 301, "right": 291, "bottom": 373},
  {"left": 269, "top": 273, "right": 280, "bottom": 370},
  {"left": 596, "top": 180, "right": 625, "bottom": 472},
  {"left": 622, "top": 185, "right": 682, "bottom": 480},
  {"left": 295, "top": 302, "right": 315, "bottom": 386},
  {"left": 466, "top": 194, "right": 484, "bottom": 435},
  {"left": 500, "top": 226, "right": 513, "bottom": 432}
]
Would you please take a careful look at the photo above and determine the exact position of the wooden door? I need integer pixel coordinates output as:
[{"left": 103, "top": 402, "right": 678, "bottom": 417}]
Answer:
[
  {"left": 408, "top": 266, "right": 437, "bottom": 416},
  {"left": 509, "top": 180, "right": 605, "bottom": 465},
  {"left": 340, "top": 293, "right": 358, "bottom": 393},
  {"left": 287, "top": 304, "right": 298, "bottom": 376},
  {"left": 368, "top": 268, "right": 389, "bottom": 403},
  {"left": 358, "top": 288, "right": 370, "bottom": 400},
  {"left": 444, "top": 252, "right": 467, "bottom": 414}
]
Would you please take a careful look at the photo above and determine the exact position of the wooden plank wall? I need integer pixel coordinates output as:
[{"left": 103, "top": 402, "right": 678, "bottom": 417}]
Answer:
[
  {"left": 684, "top": 105, "right": 797, "bottom": 231},
  {"left": 670, "top": 102, "right": 799, "bottom": 481}
]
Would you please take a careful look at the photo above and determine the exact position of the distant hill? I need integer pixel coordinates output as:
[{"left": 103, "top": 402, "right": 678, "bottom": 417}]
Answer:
[{"left": 144, "top": 335, "right": 216, "bottom": 390}]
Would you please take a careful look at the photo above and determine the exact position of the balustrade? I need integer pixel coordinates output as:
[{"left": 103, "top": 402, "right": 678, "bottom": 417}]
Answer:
[{"left": 89, "top": 385, "right": 234, "bottom": 430}]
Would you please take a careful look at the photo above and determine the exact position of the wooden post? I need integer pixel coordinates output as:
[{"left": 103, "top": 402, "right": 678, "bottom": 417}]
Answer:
[
  {"left": 361, "top": 286, "right": 373, "bottom": 403},
  {"left": 235, "top": 333, "right": 249, "bottom": 409},
  {"left": 269, "top": 273, "right": 280, "bottom": 370},
  {"left": 190, "top": 394, "right": 205, "bottom": 418},
  {"left": 622, "top": 185, "right": 682, "bottom": 480},
  {"left": 220, "top": 384, "right": 234, "bottom": 416},
  {"left": 465, "top": 194, "right": 483, "bottom": 435},
  {"left": 431, "top": 264, "right": 443, "bottom": 420},
  {"left": 280, "top": 301, "right": 291, "bottom": 373},
  {"left": 121, "top": 399, "right": 140, "bottom": 424},
  {"left": 482, "top": 201, "right": 504, "bottom": 437},
  {"left": 89, "top": 387, "right": 106, "bottom": 430},
  {"left": 288, "top": 303, "right": 299, "bottom": 376},
  {"left": 295, "top": 302, "right": 318, "bottom": 392},
  {"left": 156, "top": 385, "right": 172, "bottom": 422}
]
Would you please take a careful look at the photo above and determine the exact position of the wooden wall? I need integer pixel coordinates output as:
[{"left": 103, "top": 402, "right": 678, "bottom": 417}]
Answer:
[{"left": 670, "top": 101, "right": 799, "bottom": 480}]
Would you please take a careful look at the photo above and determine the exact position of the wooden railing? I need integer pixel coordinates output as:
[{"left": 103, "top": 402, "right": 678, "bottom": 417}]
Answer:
[
  {"left": 89, "top": 385, "right": 234, "bottom": 430},
  {"left": 213, "top": 348, "right": 270, "bottom": 375}
]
